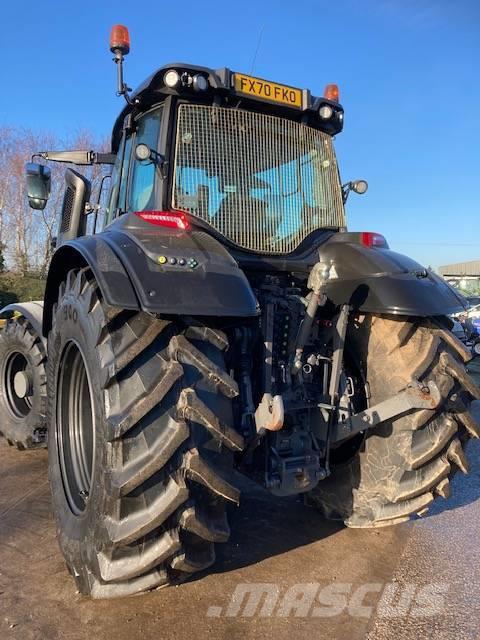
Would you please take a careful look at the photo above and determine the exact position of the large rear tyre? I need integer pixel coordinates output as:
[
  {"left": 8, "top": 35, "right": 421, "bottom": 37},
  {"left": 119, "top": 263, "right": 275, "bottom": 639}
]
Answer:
[
  {"left": 47, "top": 269, "right": 243, "bottom": 598},
  {"left": 0, "top": 317, "right": 47, "bottom": 449},
  {"left": 307, "top": 314, "right": 480, "bottom": 527}
]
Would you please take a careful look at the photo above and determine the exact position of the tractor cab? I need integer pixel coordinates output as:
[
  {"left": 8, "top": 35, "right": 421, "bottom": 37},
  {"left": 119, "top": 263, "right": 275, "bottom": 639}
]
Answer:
[{"left": 106, "top": 24, "right": 349, "bottom": 257}]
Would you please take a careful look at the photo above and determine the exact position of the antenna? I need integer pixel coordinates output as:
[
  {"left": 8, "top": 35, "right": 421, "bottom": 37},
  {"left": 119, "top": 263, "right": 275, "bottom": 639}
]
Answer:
[{"left": 250, "top": 25, "right": 265, "bottom": 75}]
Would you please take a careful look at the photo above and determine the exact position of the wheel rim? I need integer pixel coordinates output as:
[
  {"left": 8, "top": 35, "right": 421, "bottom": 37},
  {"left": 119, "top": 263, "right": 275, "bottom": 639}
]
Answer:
[
  {"left": 474, "top": 342, "right": 480, "bottom": 356},
  {"left": 3, "top": 351, "right": 33, "bottom": 418},
  {"left": 57, "top": 341, "right": 96, "bottom": 516}
]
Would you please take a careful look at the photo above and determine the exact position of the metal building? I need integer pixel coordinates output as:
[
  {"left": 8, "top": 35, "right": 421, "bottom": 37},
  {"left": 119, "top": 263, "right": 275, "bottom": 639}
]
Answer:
[
  {"left": 439, "top": 260, "right": 480, "bottom": 295},
  {"left": 439, "top": 260, "right": 480, "bottom": 278}
]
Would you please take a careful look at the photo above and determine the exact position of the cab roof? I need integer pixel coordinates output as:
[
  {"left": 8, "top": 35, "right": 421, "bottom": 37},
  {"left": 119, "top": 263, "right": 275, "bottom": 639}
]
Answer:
[{"left": 111, "top": 63, "right": 344, "bottom": 152}]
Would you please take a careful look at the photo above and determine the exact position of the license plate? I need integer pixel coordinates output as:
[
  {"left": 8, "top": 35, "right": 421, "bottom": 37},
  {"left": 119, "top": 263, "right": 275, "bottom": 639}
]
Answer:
[{"left": 233, "top": 73, "right": 303, "bottom": 109}]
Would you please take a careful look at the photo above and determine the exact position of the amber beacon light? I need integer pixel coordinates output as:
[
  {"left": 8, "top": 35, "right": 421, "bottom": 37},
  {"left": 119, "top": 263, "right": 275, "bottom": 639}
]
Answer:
[
  {"left": 109, "top": 25, "right": 133, "bottom": 104},
  {"left": 110, "top": 24, "right": 130, "bottom": 55},
  {"left": 324, "top": 83, "right": 340, "bottom": 102}
]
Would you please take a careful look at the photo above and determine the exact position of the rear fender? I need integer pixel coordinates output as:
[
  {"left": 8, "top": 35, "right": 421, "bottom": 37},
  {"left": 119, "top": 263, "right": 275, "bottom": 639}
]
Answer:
[
  {"left": 42, "top": 237, "right": 140, "bottom": 336},
  {"left": 320, "top": 235, "right": 467, "bottom": 316},
  {"left": 99, "top": 222, "right": 259, "bottom": 319},
  {"left": 42, "top": 220, "right": 259, "bottom": 336}
]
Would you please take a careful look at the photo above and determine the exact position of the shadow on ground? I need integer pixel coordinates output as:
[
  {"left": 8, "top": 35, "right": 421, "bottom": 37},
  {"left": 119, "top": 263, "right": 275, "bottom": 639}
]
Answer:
[{"left": 211, "top": 476, "right": 342, "bottom": 575}]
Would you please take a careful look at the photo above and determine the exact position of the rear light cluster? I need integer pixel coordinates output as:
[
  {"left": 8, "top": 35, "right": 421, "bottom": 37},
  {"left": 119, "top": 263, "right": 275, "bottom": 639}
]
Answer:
[
  {"left": 360, "top": 232, "right": 388, "bottom": 248},
  {"left": 134, "top": 212, "right": 388, "bottom": 253},
  {"left": 134, "top": 211, "right": 190, "bottom": 230}
]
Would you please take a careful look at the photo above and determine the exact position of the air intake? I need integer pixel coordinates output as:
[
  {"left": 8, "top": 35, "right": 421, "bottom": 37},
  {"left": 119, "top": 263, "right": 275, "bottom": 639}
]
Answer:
[{"left": 57, "top": 169, "right": 91, "bottom": 245}]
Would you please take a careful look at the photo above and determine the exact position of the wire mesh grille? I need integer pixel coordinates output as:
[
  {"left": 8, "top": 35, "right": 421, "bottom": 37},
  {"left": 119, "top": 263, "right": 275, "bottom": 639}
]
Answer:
[
  {"left": 173, "top": 104, "right": 345, "bottom": 253},
  {"left": 60, "top": 185, "right": 75, "bottom": 233}
]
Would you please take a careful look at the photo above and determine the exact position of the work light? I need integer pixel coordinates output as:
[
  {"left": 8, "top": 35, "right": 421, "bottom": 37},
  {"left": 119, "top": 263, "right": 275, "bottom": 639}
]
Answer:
[
  {"left": 319, "top": 105, "right": 333, "bottom": 119},
  {"left": 164, "top": 70, "right": 180, "bottom": 88}
]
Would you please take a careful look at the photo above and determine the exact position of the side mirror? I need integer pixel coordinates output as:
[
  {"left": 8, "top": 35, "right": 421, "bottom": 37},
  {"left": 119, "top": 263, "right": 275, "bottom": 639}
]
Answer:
[{"left": 25, "top": 162, "right": 51, "bottom": 210}]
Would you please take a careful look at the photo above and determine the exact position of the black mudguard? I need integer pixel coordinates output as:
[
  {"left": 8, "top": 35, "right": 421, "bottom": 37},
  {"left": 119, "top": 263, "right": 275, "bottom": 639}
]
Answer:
[
  {"left": 0, "top": 301, "right": 46, "bottom": 346},
  {"left": 43, "top": 217, "right": 258, "bottom": 336},
  {"left": 319, "top": 234, "right": 467, "bottom": 316}
]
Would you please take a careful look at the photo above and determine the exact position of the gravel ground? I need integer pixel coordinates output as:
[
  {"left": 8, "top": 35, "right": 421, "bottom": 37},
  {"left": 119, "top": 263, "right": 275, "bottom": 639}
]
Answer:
[{"left": 0, "top": 359, "right": 478, "bottom": 640}]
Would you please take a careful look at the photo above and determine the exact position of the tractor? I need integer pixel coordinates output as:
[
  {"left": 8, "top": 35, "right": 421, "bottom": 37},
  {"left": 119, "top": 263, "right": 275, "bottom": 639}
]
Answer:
[{"left": 0, "top": 25, "right": 478, "bottom": 598}]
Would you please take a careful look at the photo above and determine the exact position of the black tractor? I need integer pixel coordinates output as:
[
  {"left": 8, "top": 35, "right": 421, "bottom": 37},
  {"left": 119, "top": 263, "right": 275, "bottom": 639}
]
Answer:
[{"left": 1, "top": 25, "right": 478, "bottom": 598}]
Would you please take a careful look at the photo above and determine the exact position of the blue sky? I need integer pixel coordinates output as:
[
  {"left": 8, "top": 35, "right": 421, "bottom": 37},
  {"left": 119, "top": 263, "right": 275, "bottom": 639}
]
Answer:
[{"left": 1, "top": 0, "right": 479, "bottom": 268}]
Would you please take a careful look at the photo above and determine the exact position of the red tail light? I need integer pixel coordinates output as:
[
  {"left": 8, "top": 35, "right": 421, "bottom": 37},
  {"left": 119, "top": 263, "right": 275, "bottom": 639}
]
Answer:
[
  {"left": 360, "top": 232, "right": 388, "bottom": 248},
  {"left": 134, "top": 211, "right": 190, "bottom": 230}
]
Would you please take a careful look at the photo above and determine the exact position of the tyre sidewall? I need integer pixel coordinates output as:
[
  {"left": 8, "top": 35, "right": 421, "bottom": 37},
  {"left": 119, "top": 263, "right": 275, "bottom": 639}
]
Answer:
[{"left": 47, "top": 283, "right": 109, "bottom": 577}]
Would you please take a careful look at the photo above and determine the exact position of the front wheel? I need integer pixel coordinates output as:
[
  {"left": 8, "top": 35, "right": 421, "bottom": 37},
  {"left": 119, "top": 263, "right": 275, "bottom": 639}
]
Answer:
[
  {"left": 308, "top": 314, "right": 480, "bottom": 527},
  {"left": 47, "top": 269, "right": 243, "bottom": 598},
  {"left": 0, "top": 317, "right": 47, "bottom": 449}
]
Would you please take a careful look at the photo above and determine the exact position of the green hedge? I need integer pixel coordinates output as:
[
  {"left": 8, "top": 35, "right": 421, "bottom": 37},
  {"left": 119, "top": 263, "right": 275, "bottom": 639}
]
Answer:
[{"left": 0, "top": 273, "right": 46, "bottom": 307}]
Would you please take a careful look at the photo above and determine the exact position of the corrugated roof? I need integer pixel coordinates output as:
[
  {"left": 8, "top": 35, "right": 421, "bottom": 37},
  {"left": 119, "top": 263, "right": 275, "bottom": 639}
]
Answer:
[{"left": 439, "top": 260, "right": 480, "bottom": 276}]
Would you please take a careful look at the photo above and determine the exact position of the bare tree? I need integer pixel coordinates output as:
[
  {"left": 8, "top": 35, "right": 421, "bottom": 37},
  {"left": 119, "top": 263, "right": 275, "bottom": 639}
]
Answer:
[{"left": 0, "top": 126, "right": 109, "bottom": 276}]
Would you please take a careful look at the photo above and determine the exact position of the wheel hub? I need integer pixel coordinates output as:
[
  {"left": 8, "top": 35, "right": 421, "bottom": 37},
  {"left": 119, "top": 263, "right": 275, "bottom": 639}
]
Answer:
[
  {"left": 56, "top": 341, "right": 96, "bottom": 516},
  {"left": 3, "top": 351, "right": 33, "bottom": 418},
  {"left": 13, "top": 370, "right": 32, "bottom": 399}
]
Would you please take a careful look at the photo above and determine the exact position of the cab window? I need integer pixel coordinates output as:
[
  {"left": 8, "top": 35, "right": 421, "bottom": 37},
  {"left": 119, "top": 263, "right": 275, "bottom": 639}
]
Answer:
[
  {"left": 104, "top": 132, "right": 133, "bottom": 227},
  {"left": 118, "top": 135, "right": 133, "bottom": 212},
  {"left": 129, "top": 107, "right": 163, "bottom": 211},
  {"left": 104, "top": 137, "right": 124, "bottom": 227}
]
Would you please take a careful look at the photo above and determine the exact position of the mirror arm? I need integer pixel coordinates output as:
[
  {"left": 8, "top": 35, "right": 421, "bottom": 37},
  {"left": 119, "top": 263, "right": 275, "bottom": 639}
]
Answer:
[
  {"left": 160, "top": 160, "right": 169, "bottom": 180},
  {"left": 341, "top": 179, "right": 368, "bottom": 203},
  {"left": 341, "top": 182, "right": 351, "bottom": 204},
  {"left": 94, "top": 153, "right": 116, "bottom": 165},
  {"left": 154, "top": 154, "right": 168, "bottom": 179},
  {"left": 32, "top": 151, "right": 116, "bottom": 166},
  {"left": 136, "top": 146, "right": 168, "bottom": 178}
]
